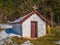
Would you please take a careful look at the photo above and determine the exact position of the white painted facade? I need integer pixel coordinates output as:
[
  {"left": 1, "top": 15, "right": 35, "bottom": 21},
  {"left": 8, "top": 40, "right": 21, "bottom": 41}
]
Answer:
[{"left": 22, "top": 13, "right": 46, "bottom": 38}]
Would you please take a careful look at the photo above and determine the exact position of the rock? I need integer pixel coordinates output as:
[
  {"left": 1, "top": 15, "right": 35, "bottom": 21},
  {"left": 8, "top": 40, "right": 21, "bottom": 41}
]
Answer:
[
  {"left": 0, "top": 37, "right": 18, "bottom": 45},
  {"left": 21, "top": 40, "right": 33, "bottom": 45},
  {"left": 54, "top": 40, "right": 60, "bottom": 44}
]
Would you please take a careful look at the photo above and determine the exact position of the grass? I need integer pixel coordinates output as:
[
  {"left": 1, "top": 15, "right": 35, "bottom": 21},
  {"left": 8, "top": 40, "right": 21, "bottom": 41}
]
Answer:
[{"left": 11, "top": 26, "right": 60, "bottom": 45}]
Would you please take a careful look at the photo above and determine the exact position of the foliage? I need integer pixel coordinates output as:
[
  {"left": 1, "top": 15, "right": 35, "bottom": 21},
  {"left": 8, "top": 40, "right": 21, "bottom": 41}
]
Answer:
[{"left": 0, "top": 0, "right": 60, "bottom": 25}]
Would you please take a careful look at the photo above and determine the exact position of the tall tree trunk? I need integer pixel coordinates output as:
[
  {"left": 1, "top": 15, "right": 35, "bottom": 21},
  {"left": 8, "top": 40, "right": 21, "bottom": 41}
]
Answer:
[
  {"left": 49, "top": 7, "right": 54, "bottom": 27},
  {"left": 51, "top": 11, "right": 53, "bottom": 27},
  {"left": 57, "top": 16, "right": 59, "bottom": 25}
]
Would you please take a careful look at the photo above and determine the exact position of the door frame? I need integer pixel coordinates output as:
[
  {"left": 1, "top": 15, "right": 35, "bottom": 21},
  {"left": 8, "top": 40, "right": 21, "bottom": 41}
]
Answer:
[{"left": 31, "top": 21, "right": 37, "bottom": 38}]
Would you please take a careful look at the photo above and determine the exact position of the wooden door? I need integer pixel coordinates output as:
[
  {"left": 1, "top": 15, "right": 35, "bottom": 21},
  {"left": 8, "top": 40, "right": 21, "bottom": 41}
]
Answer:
[{"left": 31, "top": 21, "right": 37, "bottom": 38}]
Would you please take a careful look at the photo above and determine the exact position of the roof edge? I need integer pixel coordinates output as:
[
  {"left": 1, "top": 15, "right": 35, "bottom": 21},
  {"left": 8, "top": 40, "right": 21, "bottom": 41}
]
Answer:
[{"left": 18, "top": 9, "right": 49, "bottom": 24}]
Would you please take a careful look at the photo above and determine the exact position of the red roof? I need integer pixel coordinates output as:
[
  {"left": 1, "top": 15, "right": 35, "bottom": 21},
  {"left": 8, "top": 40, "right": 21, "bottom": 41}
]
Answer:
[{"left": 18, "top": 9, "right": 48, "bottom": 24}]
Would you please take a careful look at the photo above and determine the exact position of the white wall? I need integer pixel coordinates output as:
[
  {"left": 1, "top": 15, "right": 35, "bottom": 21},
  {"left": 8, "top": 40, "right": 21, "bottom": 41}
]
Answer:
[{"left": 22, "top": 13, "right": 46, "bottom": 38}]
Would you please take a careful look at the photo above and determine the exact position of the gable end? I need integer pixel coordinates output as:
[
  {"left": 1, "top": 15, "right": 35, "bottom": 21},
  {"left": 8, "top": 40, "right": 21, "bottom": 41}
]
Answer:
[{"left": 18, "top": 10, "right": 48, "bottom": 24}]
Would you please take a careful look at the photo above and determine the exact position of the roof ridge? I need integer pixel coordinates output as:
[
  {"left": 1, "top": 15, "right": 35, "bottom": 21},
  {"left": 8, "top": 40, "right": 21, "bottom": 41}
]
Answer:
[{"left": 18, "top": 9, "right": 49, "bottom": 24}]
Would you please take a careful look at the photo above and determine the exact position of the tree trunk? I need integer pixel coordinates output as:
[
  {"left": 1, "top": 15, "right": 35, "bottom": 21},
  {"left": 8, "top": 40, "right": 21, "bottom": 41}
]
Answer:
[
  {"left": 51, "top": 11, "right": 53, "bottom": 27},
  {"left": 57, "top": 16, "right": 59, "bottom": 25}
]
